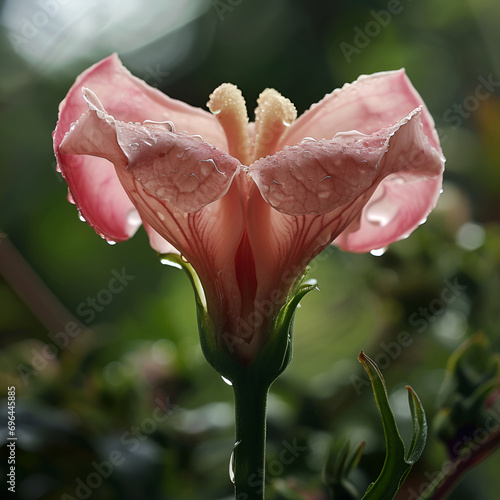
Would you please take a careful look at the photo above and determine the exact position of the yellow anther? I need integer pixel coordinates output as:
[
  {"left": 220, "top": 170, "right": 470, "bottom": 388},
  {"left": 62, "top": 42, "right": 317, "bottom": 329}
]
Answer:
[
  {"left": 253, "top": 88, "right": 297, "bottom": 161},
  {"left": 207, "top": 83, "right": 251, "bottom": 165}
]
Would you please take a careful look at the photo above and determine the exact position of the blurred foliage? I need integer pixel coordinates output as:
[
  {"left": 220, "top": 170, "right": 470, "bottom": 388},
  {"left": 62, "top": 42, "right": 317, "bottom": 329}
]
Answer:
[{"left": 1, "top": 0, "right": 500, "bottom": 499}]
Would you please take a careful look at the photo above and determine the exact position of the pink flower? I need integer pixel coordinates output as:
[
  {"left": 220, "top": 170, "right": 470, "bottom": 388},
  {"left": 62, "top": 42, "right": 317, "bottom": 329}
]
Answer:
[{"left": 53, "top": 54, "right": 444, "bottom": 364}]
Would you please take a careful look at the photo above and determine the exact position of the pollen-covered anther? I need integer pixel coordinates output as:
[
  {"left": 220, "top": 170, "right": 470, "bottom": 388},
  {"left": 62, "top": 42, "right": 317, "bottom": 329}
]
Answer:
[
  {"left": 207, "top": 83, "right": 251, "bottom": 166},
  {"left": 253, "top": 88, "right": 297, "bottom": 161}
]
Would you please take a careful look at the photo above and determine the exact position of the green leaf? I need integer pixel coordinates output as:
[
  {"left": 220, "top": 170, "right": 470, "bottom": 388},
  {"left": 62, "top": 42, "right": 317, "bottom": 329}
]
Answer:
[
  {"left": 359, "top": 351, "right": 427, "bottom": 500},
  {"left": 406, "top": 386, "right": 427, "bottom": 464}
]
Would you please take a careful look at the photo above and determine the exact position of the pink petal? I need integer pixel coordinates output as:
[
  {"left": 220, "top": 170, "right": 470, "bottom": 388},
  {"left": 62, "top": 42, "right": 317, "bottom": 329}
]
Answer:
[
  {"left": 53, "top": 53, "right": 227, "bottom": 243},
  {"left": 248, "top": 110, "right": 444, "bottom": 294},
  {"left": 281, "top": 69, "right": 441, "bottom": 152},
  {"left": 335, "top": 109, "right": 445, "bottom": 253},
  {"left": 249, "top": 134, "right": 387, "bottom": 215},
  {"left": 60, "top": 88, "right": 245, "bottom": 333}
]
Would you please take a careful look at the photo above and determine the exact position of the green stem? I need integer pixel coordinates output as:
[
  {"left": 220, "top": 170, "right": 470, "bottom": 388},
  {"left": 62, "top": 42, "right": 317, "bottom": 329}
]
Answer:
[{"left": 232, "top": 375, "right": 269, "bottom": 500}]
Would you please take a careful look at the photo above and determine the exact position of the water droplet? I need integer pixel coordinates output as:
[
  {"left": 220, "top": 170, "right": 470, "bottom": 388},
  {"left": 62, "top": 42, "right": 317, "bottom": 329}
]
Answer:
[
  {"left": 370, "top": 247, "right": 387, "bottom": 257},
  {"left": 192, "top": 134, "right": 203, "bottom": 141},
  {"left": 107, "top": 240, "right": 117, "bottom": 246},
  {"left": 130, "top": 143, "right": 140, "bottom": 151},
  {"left": 181, "top": 255, "right": 189, "bottom": 263},
  {"left": 78, "top": 211, "right": 86, "bottom": 222},
  {"left": 142, "top": 139, "right": 154, "bottom": 147},
  {"left": 301, "top": 136, "right": 317, "bottom": 143},
  {"left": 160, "top": 258, "right": 182, "bottom": 269},
  {"left": 105, "top": 117, "right": 114, "bottom": 125},
  {"left": 390, "top": 175, "right": 406, "bottom": 185},
  {"left": 156, "top": 211, "right": 165, "bottom": 221},
  {"left": 366, "top": 188, "right": 399, "bottom": 227},
  {"left": 229, "top": 440, "right": 241, "bottom": 484},
  {"left": 55, "top": 163, "right": 61, "bottom": 173},
  {"left": 67, "top": 192, "right": 75, "bottom": 204},
  {"left": 69, "top": 122, "right": 76, "bottom": 132},
  {"left": 221, "top": 376, "right": 232, "bottom": 386},
  {"left": 126, "top": 208, "right": 142, "bottom": 230}
]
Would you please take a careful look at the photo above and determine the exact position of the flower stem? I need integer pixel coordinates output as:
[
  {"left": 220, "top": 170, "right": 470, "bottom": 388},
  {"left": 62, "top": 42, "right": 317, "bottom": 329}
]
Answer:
[{"left": 232, "top": 375, "right": 269, "bottom": 500}]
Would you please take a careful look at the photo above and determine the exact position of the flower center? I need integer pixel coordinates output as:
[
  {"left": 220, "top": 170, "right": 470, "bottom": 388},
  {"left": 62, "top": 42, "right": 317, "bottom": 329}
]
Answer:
[{"left": 207, "top": 83, "right": 297, "bottom": 165}]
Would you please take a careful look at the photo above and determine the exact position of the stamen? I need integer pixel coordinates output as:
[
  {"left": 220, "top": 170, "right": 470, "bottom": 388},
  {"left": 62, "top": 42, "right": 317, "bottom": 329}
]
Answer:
[
  {"left": 207, "top": 83, "right": 251, "bottom": 165},
  {"left": 253, "top": 88, "right": 297, "bottom": 161}
]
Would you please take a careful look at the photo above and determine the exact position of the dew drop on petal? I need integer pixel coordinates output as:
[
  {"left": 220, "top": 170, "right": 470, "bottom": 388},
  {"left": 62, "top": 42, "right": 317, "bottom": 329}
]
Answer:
[
  {"left": 78, "top": 211, "right": 86, "bottom": 223},
  {"left": 67, "top": 192, "right": 75, "bottom": 204},
  {"left": 370, "top": 247, "right": 387, "bottom": 257},
  {"left": 156, "top": 211, "right": 165, "bottom": 221},
  {"left": 390, "top": 175, "right": 406, "bottom": 185},
  {"left": 181, "top": 255, "right": 189, "bottom": 263},
  {"left": 126, "top": 208, "right": 142, "bottom": 236},
  {"left": 107, "top": 239, "right": 117, "bottom": 246},
  {"left": 366, "top": 188, "right": 399, "bottom": 227},
  {"left": 221, "top": 376, "right": 232, "bottom": 386},
  {"left": 130, "top": 142, "right": 140, "bottom": 151},
  {"left": 127, "top": 208, "right": 142, "bottom": 227}
]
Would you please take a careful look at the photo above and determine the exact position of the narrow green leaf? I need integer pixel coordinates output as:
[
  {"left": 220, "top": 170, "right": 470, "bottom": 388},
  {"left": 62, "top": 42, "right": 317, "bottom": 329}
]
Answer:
[
  {"left": 406, "top": 386, "right": 427, "bottom": 464},
  {"left": 359, "top": 351, "right": 427, "bottom": 500}
]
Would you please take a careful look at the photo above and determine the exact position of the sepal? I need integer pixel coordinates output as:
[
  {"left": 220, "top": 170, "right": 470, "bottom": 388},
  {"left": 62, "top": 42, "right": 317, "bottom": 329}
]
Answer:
[{"left": 250, "top": 275, "right": 318, "bottom": 384}]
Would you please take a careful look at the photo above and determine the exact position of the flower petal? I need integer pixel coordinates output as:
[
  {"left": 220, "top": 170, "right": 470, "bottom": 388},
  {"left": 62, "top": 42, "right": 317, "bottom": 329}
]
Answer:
[
  {"left": 59, "top": 88, "right": 245, "bottom": 339},
  {"left": 248, "top": 110, "right": 444, "bottom": 298},
  {"left": 249, "top": 134, "right": 385, "bottom": 216},
  {"left": 53, "top": 53, "right": 227, "bottom": 243},
  {"left": 281, "top": 69, "right": 441, "bottom": 152}
]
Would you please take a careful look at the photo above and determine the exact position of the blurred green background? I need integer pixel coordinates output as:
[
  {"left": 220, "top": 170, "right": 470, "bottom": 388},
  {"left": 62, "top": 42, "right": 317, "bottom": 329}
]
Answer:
[{"left": 1, "top": 0, "right": 500, "bottom": 499}]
